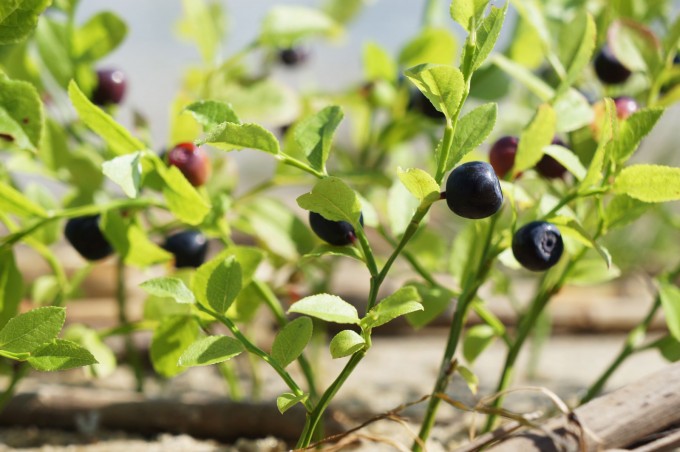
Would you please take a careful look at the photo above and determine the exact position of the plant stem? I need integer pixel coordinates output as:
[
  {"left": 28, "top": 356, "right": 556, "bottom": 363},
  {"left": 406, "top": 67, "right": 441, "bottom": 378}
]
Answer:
[
  {"left": 278, "top": 155, "right": 326, "bottom": 178},
  {"left": 218, "top": 361, "right": 243, "bottom": 401},
  {"left": 116, "top": 257, "right": 144, "bottom": 393},
  {"left": 0, "top": 363, "right": 29, "bottom": 413}
]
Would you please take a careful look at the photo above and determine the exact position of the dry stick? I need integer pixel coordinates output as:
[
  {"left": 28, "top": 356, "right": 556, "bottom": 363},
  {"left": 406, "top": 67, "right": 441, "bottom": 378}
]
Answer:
[{"left": 633, "top": 427, "right": 680, "bottom": 452}]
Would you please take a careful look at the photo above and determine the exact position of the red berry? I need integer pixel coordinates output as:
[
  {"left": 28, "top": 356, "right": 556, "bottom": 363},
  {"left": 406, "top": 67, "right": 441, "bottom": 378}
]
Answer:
[
  {"left": 167, "top": 142, "right": 211, "bottom": 187},
  {"left": 489, "top": 136, "right": 519, "bottom": 179},
  {"left": 92, "top": 69, "right": 126, "bottom": 106},
  {"left": 613, "top": 96, "right": 638, "bottom": 120}
]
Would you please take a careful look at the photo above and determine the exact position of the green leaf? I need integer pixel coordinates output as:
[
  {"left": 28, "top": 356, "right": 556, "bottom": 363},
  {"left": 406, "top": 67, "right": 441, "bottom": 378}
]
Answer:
[
  {"left": 542, "top": 144, "right": 586, "bottom": 180},
  {"left": 102, "top": 152, "right": 142, "bottom": 198},
  {"left": 457, "top": 364, "right": 479, "bottom": 394},
  {"left": 655, "top": 335, "right": 680, "bottom": 362},
  {"left": 180, "top": 0, "right": 223, "bottom": 64},
  {"left": 450, "top": 0, "right": 488, "bottom": 32},
  {"left": 294, "top": 106, "right": 343, "bottom": 173},
  {"left": 68, "top": 81, "right": 145, "bottom": 156},
  {"left": 404, "top": 64, "right": 464, "bottom": 119},
  {"left": 288, "top": 294, "right": 359, "bottom": 324},
  {"left": 609, "top": 19, "right": 661, "bottom": 74},
  {"left": 178, "top": 335, "right": 244, "bottom": 367},
  {"left": 513, "top": 104, "right": 556, "bottom": 176},
  {"left": 150, "top": 315, "right": 200, "bottom": 378},
  {"left": 276, "top": 392, "right": 309, "bottom": 414},
  {"left": 492, "top": 53, "right": 554, "bottom": 101},
  {"left": 405, "top": 284, "right": 454, "bottom": 329},
  {"left": 0, "top": 181, "right": 48, "bottom": 218},
  {"left": 28, "top": 339, "right": 97, "bottom": 371},
  {"left": 463, "top": 4, "right": 508, "bottom": 75},
  {"left": 448, "top": 102, "right": 497, "bottom": 169},
  {"left": 259, "top": 5, "right": 340, "bottom": 48},
  {"left": 549, "top": 215, "right": 611, "bottom": 268},
  {"left": 35, "top": 18, "right": 72, "bottom": 88},
  {"left": 271, "top": 317, "right": 313, "bottom": 368},
  {"left": 218, "top": 247, "right": 264, "bottom": 287},
  {"left": 184, "top": 100, "right": 240, "bottom": 133},
  {"left": 297, "top": 177, "right": 362, "bottom": 228},
  {"left": 613, "top": 164, "right": 680, "bottom": 202},
  {"left": 0, "top": 250, "right": 22, "bottom": 329},
  {"left": 329, "top": 329, "right": 365, "bottom": 359},
  {"left": 192, "top": 256, "right": 242, "bottom": 314},
  {"left": 362, "top": 286, "right": 422, "bottom": 330},
  {"left": 387, "top": 179, "right": 419, "bottom": 237},
  {"left": 202, "top": 122, "right": 280, "bottom": 155},
  {"left": 0, "top": 0, "right": 51, "bottom": 44},
  {"left": 101, "top": 211, "right": 173, "bottom": 267},
  {"left": 140, "top": 277, "right": 196, "bottom": 305},
  {"left": 398, "top": 27, "right": 457, "bottom": 67},
  {"left": 0, "top": 306, "right": 65, "bottom": 354},
  {"left": 567, "top": 257, "right": 621, "bottom": 286},
  {"left": 553, "top": 89, "right": 595, "bottom": 133},
  {"left": 463, "top": 324, "right": 496, "bottom": 364},
  {"left": 74, "top": 11, "right": 127, "bottom": 61},
  {"left": 397, "top": 167, "right": 440, "bottom": 204},
  {"left": 0, "top": 76, "right": 43, "bottom": 151},
  {"left": 63, "top": 324, "right": 116, "bottom": 377},
  {"left": 363, "top": 42, "right": 397, "bottom": 82},
  {"left": 604, "top": 195, "right": 651, "bottom": 230},
  {"left": 302, "top": 244, "right": 365, "bottom": 263},
  {"left": 149, "top": 157, "right": 211, "bottom": 225},
  {"left": 610, "top": 108, "right": 664, "bottom": 164},
  {"left": 580, "top": 98, "right": 616, "bottom": 191},
  {"left": 660, "top": 280, "right": 680, "bottom": 342},
  {"left": 556, "top": 12, "right": 596, "bottom": 96}
]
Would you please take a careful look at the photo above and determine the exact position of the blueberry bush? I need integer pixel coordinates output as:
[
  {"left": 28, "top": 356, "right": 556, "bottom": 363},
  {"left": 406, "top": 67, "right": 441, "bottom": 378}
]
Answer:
[{"left": 1, "top": 0, "right": 680, "bottom": 449}]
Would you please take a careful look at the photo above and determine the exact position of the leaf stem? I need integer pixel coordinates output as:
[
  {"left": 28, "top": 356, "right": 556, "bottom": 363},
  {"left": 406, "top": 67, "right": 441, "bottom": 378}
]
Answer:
[
  {"left": 279, "top": 155, "right": 326, "bottom": 178},
  {"left": 116, "top": 257, "right": 144, "bottom": 393}
]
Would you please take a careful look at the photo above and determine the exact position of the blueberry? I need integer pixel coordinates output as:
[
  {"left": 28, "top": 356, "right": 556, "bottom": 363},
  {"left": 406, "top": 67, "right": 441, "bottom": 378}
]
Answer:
[
  {"left": 512, "top": 221, "right": 564, "bottom": 271},
  {"left": 163, "top": 230, "right": 208, "bottom": 268},
  {"left": 167, "top": 142, "right": 211, "bottom": 187},
  {"left": 64, "top": 215, "right": 113, "bottom": 261},
  {"left": 593, "top": 45, "right": 631, "bottom": 85},
  {"left": 489, "top": 136, "right": 519, "bottom": 179},
  {"left": 92, "top": 69, "right": 127, "bottom": 106},
  {"left": 309, "top": 212, "right": 363, "bottom": 246},
  {"left": 535, "top": 137, "right": 568, "bottom": 179},
  {"left": 408, "top": 89, "right": 445, "bottom": 120},
  {"left": 445, "top": 161, "right": 503, "bottom": 219},
  {"left": 613, "top": 96, "right": 638, "bottom": 120},
  {"left": 279, "top": 46, "right": 309, "bottom": 66}
]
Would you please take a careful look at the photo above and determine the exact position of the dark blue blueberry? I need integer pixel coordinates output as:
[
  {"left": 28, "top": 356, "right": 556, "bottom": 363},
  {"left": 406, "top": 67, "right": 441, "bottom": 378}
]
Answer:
[
  {"left": 445, "top": 161, "right": 503, "bottom": 219},
  {"left": 65, "top": 215, "right": 113, "bottom": 261},
  {"left": 309, "top": 212, "right": 363, "bottom": 246},
  {"left": 593, "top": 46, "right": 631, "bottom": 85},
  {"left": 163, "top": 230, "right": 208, "bottom": 268},
  {"left": 512, "top": 221, "right": 564, "bottom": 271}
]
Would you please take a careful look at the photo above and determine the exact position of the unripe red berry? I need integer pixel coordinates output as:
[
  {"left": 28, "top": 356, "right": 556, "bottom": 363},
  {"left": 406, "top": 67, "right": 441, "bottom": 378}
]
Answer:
[{"left": 167, "top": 142, "right": 211, "bottom": 187}]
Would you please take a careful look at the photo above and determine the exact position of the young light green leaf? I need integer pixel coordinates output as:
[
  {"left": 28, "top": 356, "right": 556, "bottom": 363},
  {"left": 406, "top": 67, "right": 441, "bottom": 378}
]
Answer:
[
  {"left": 542, "top": 144, "right": 586, "bottom": 180},
  {"left": 202, "top": 122, "right": 280, "bottom": 155},
  {"left": 271, "top": 317, "right": 313, "bottom": 368},
  {"left": 149, "top": 158, "right": 211, "bottom": 225},
  {"left": 68, "top": 81, "right": 145, "bottom": 156},
  {"left": 216, "top": 247, "right": 265, "bottom": 287},
  {"left": 35, "top": 18, "right": 73, "bottom": 88},
  {"left": 0, "top": 306, "right": 65, "bottom": 354},
  {"left": 556, "top": 12, "right": 596, "bottom": 96},
  {"left": 492, "top": 54, "right": 554, "bottom": 101},
  {"left": 464, "top": 3, "right": 508, "bottom": 75},
  {"left": 0, "top": 181, "right": 48, "bottom": 218},
  {"left": 0, "top": 76, "right": 43, "bottom": 151},
  {"left": 183, "top": 100, "right": 240, "bottom": 133},
  {"left": 398, "top": 28, "right": 457, "bottom": 67},
  {"left": 610, "top": 108, "right": 663, "bottom": 163},
  {"left": 297, "top": 177, "right": 362, "bottom": 227},
  {"left": 405, "top": 284, "right": 454, "bottom": 329},
  {"left": 450, "top": 0, "right": 489, "bottom": 32},
  {"left": 102, "top": 152, "right": 142, "bottom": 198},
  {"left": 329, "top": 329, "right": 365, "bottom": 359},
  {"left": 362, "top": 286, "right": 422, "bottom": 330},
  {"left": 178, "top": 335, "right": 244, "bottom": 367},
  {"left": 180, "top": 0, "right": 223, "bottom": 64},
  {"left": 363, "top": 42, "right": 397, "bottom": 82},
  {"left": 63, "top": 324, "right": 117, "bottom": 378},
  {"left": 513, "top": 104, "right": 556, "bottom": 176},
  {"left": 150, "top": 315, "right": 200, "bottom": 378},
  {"left": 567, "top": 257, "right": 621, "bottom": 286},
  {"left": 276, "top": 392, "right": 309, "bottom": 414},
  {"left": 0, "top": 250, "right": 22, "bottom": 329},
  {"left": 448, "top": 102, "right": 497, "bottom": 169},
  {"left": 404, "top": 64, "right": 464, "bottom": 119},
  {"left": 609, "top": 19, "right": 661, "bottom": 75},
  {"left": 302, "top": 244, "right": 365, "bottom": 263},
  {"left": 140, "top": 277, "right": 196, "bottom": 304},
  {"left": 27, "top": 339, "right": 97, "bottom": 371},
  {"left": 552, "top": 89, "right": 594, "bottom": 133},
  {"left": 397, "top": 167, "right": 440, "bottom": 204},
  {"left": 660, "top": 280, "right": 680, "bottom": 342},
  {"left": 457, "top": 365, "right": 479, "bottom": 394},
  {"left": 192, "top": 256, "right": 242, "bottom": 314},
  {"left": 604, "top": 195, "right": 651, "bottom": 230},
  {"left": 463, "top": 324, "right": 496, "bottom": 364},
  {"left": 73, "top": 11, "right": 128, "bottom": 61},
  {"left": 294, "top": 106, "right": 343, "bottom": 173},
  {"left": 549, "top": 215, "right": 612, "bottom": 268},
  {"left": 288, "top": 294, "right": 359, "bottom": 324},
  {"left": 259, "top": 5, "right": 341, "bottom": 48},
  {"left": 0, "top": 0, "right": 51, "bottom": 44},
  {"left": 101, "top": 211, "right": 173, "bottom": 267},
  {"left": 613, "top": 164, "right": 680, "bottom": 202},
  {"left": 387, "top": 179, "right": 420, "bottom": 237}
]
